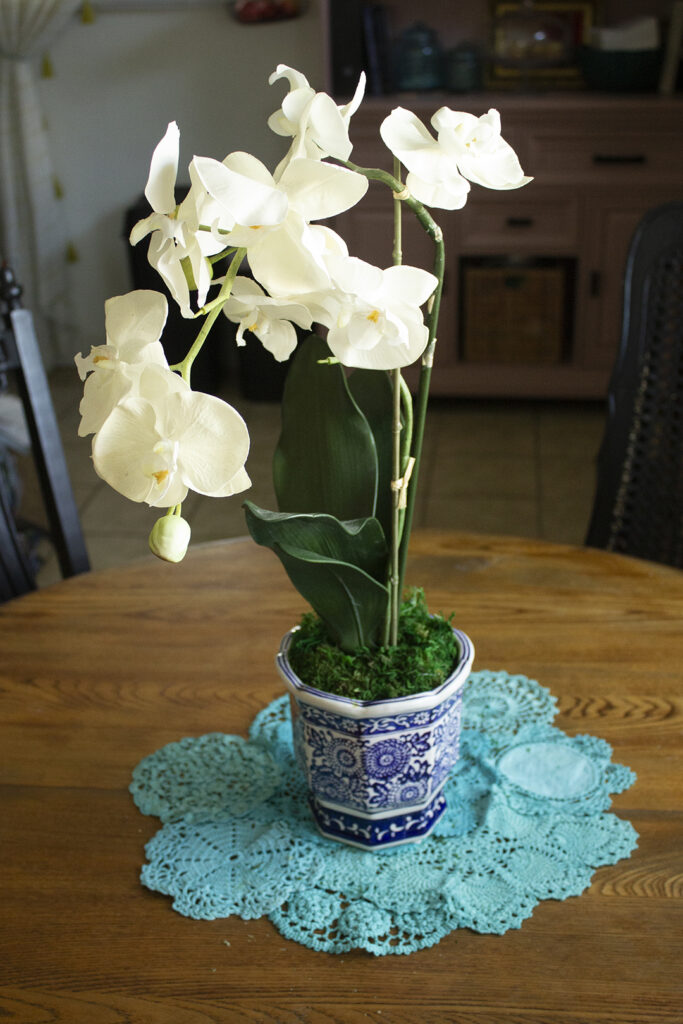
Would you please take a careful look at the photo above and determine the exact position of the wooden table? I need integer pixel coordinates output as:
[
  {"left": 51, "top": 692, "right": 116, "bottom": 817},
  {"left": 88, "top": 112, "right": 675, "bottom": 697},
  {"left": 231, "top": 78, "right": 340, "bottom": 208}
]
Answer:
[{"left": 1, "top": 532, "right": 681, "bottom": 1023}]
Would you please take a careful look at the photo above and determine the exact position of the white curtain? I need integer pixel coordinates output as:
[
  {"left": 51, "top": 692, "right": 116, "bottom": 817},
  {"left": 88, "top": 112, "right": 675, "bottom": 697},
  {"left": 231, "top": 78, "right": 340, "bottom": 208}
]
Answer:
[{"left": 0, "top": 0, "right": 82, "bottom": 365}]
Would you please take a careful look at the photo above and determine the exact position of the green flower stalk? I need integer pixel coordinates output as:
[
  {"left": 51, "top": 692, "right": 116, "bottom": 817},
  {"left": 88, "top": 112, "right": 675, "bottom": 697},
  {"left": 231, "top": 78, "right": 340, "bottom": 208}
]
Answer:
[{"left": 341, "top": 157, "right": 446, "bottom": 645}]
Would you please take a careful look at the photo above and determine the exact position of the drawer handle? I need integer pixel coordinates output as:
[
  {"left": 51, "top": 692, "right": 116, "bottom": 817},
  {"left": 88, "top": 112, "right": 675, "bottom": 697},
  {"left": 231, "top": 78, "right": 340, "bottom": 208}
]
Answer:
[
  {"left": 592, "top": 154, "right": 646, "bottom": 166},
  {"left": 506, "top": 216, "right": 534, "bottom": 228}
]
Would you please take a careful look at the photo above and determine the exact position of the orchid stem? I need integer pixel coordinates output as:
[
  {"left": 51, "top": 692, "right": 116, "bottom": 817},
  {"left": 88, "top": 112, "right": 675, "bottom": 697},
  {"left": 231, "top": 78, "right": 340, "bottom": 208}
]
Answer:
[
  {"left": 344, "top": 157, "right": 443, "bottom": 643},
  {"left": 175, "top": 247, "right": 246, "bottom": 385},
  {"left": 397, "top": 231, "right": 444, "bottom": 601},
  {"left": 388, "top": 157, "right": 405, "bottom": 646},
  {"left": 388, "top": 364, "right": 402, "bottom": 646},
  {"left": 382, "top": 155, "right": 413, "bottom": 643}
]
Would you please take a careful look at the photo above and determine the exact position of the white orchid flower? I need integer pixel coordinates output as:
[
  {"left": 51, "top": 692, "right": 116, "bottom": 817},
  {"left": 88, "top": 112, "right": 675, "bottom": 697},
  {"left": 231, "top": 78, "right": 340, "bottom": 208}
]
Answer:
[
  {"left": 222, "top": 277, "right": 313, "bottom": 362},
  {"left": 268, "top": 64, "right": 366, "bottom": 174},
  {"left": 192, "top": 154, "right": 367, "bottom": 296},
  {"left": 75, "top": 290, "right": 183, "bottom": 437},
  {"left": 289, "top": 225, "right": 351, "bottom": 324},
  {"left": 128, "top": 122, "right": 234, "bottom": 317},
  {"left": 188, "top": 151, "right": 288, "bottom": 236},
  {"left": 92, "top": 388, "right": 251, "bottom": 508},
  {"left": 319, "top": 256, "right": 438, "bottom": 370},
  {"left": 380, "top": 106, "right": 531, "bottom": 210},
  {"left": 432, "top": 107, "right": 532, "bottom": 191},
  {"left": 127, "top": 122, "right": 262, "bottom": 315}
]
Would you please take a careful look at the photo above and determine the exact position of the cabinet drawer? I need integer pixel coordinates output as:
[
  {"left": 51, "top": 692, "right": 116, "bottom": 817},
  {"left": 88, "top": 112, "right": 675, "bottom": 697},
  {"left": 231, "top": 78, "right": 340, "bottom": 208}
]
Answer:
[
  {"left": 460, "top": 261, "right": 570, "bottom": 365},
  {"left": 528, "top": 131, "right": 683, "bottom": 183},
  {"left": 457, "top": 192, "right": 578, "bottom": 251}
]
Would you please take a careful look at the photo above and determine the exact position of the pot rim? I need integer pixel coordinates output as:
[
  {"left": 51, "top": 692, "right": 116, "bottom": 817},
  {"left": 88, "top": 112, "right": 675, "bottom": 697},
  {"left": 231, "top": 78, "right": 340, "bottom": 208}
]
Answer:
[{"left": 276, "top": 626, "right": 475, "bottom": 719}]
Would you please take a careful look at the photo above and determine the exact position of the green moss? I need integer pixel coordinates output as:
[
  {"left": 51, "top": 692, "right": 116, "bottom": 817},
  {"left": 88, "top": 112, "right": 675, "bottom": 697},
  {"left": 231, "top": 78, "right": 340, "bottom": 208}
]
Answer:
[{"left": 288, "top": 589, "right": 460, "bottom": 701}]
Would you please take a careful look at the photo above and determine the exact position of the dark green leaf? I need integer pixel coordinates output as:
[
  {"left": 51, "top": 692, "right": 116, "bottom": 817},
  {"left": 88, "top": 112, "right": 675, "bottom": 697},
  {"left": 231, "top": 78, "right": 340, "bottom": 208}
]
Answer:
[
  {"left": 244, "top": 500, "right": 389, "bottom": 650},
  {"left": 244, "top": 502, "right": 388, "bottom": 581},
  {"left": 348, "top": 368, "right": 396, "bottom": 543},
  {"left": 273, "top": 334, "right": 378, "bottom": 520}
]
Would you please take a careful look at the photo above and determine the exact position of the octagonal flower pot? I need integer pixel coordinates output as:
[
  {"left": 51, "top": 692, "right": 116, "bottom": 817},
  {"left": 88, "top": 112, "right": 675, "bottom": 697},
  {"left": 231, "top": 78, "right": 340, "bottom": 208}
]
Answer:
[{"left": 276, "top": 627, "right": 475, "bottom": 850}]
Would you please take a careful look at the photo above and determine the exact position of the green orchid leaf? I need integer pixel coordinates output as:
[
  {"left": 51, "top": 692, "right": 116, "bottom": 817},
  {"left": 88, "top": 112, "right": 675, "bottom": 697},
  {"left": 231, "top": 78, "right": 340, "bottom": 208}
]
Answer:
[
  {"left": 271, "top": 546, "right": 388, "bottom": 651},
  {"left": 244, "top": 501, "right": 388, "bottom": 580},
  {"left": 273, "top": 334, "right": 378, "bottom": 520},
  {"left": 244, "top": 501, "right": 389, "bottom": 650},
  {"left": 347, "top": 368, "right": 396, "bottom": 543}
]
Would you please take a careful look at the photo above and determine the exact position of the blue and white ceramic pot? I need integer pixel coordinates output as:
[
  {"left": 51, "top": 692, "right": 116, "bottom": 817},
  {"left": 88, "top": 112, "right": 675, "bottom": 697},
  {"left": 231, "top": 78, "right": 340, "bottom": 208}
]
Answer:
[{"left": 276, "top": 627, "right": 475, "bottom": 851}]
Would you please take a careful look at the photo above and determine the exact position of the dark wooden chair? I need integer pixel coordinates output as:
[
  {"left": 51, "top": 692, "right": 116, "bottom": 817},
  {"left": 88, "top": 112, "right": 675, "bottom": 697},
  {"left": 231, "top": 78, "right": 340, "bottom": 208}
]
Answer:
[
  {"left": 585, "top": 202, "right": 683, "bottom": 567},
  {"left": 0, "top": 263, "right": 89, "bottom": 600}
]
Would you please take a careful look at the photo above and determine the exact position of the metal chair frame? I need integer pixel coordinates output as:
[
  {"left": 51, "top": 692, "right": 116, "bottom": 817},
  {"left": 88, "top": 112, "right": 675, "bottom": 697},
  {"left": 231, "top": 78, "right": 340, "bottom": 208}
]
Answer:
[{"left": 0, "top": 263, "right": 89, "bottom": 599}]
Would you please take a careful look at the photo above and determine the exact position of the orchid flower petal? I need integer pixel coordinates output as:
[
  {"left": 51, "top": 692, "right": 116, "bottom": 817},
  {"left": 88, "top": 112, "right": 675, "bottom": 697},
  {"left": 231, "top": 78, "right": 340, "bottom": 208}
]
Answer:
[
  {"left": 145, "top": 121, "right": 180, "bottom": 214},
  {"left": 340, "top": 71, "right": 366, "bottom": 120},
  {"left": 278, "top": 158, "right": 368, "bottom": 221},
  {"left": 78, "top": 367, "right": 134, "bottom": 437},
  {"left": 191, "top": 154, "right": 288, "bottom": 228},
  {"left": 380, "top": 107, "right": 445, "bottom": 180},
  {"left": 326, "top": 254, "right": 384, "bottom": 295},
  {"left": 104, "top": 290, "right": 168, "bottom": 358},
  {"left": 222, "top": 151, "right": 279, "bottom": 187},
  {"left": 246, "top": 216, "right": 332, "bottom": 295},
  {"left": 309, "top": 224, "right": 349, "bottom": 261},
  {"left": 280, "top": 88, "right": 315, "bottom": 131},
  {"left": 147, "top": 233, "right": 193, "bottom": 318},
  {"left": 137, "top": 364, "right": 189, "bottom": 404},
  {"left": 268, "top": 63, "right": 310, "bottom": 91},
  {"left": 92, "top": 397, "right": 189, "bottom": 507},
  {"left": 405, "top": 171, "right": 470, "bottom": 210},
  {"left": 379, "top": 265, "right": 438, "bottom": 307},
  {"left": 168, "top": 391, "right": 250, "bottom": 497},
  {"left": 253, "top": 317, "right": 299, "bottom": 362},
  {"left": 307, "top": 93, "right": 353, "bottom": 161},
  {"left": 212, "top": 466, "right": 251, "bottom": 498},
  {"left": 129, "top": 210, "right": 166, "bottom": 247},
  {"left": 328, "top": 313, "right": 429, "bottom": 370}
]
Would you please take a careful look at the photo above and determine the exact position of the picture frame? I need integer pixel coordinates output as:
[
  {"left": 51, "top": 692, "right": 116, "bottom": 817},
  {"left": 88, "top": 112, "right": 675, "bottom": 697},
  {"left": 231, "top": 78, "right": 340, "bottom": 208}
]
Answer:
[
  {"left": 489, "top": 1, "right": 597, "bottom": 87},
  {"left": 659, "top": 0, "right": 683, "bottom": 94}
]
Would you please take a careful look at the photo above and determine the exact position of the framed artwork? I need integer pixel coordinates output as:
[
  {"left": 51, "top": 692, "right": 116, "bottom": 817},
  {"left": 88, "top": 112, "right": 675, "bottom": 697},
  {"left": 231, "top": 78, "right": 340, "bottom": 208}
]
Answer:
[
  {"left": 489, "top": 1, "right": 597, "bottom": 86},
  {"left": 659, "top": 0, "right": 683, "bottom": 93}
]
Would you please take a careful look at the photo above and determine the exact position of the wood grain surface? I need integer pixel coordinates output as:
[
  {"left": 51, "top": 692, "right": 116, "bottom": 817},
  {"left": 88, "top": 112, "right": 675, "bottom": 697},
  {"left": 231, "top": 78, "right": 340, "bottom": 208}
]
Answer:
[{"left": 1, "top": 531, "right": 681, "bottom": 1024}]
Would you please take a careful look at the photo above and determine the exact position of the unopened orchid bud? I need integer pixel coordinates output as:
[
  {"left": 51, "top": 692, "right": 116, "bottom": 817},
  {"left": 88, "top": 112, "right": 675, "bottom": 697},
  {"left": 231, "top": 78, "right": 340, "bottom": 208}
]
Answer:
[{"left": 149, "top": 515, "right": 191, "bottom": 563}]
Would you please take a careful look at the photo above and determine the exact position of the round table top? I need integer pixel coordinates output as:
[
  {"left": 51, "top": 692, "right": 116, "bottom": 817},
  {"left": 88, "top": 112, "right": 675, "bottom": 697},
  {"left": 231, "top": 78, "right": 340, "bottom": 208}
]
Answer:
[{"left": 1, "top": 531, "right": 681, "bottom": 1022}]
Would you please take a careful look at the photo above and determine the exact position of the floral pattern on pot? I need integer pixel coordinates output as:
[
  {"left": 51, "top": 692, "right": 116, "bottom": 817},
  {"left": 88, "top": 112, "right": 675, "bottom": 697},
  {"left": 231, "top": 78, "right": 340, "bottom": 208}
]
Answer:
[{"left": 277, "top": 627, "right": 475, "bottom": 849}]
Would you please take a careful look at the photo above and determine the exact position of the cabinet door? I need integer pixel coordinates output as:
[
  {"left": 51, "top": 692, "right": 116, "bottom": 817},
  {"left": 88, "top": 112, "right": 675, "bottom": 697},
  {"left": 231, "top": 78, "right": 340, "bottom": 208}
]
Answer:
[{"left": 580, "top": 188, "right": 683, "bottom": 372}]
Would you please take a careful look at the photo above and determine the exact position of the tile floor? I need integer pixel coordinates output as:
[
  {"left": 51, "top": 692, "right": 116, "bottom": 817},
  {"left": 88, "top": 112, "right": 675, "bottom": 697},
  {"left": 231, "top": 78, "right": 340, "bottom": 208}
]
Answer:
[{"left": 18, "top": 367, "right": 607, "bottom": 587}]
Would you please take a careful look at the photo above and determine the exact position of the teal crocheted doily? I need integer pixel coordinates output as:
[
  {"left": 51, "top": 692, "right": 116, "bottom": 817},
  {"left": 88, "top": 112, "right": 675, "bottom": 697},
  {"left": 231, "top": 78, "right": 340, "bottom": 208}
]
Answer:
[{"left": 130, "top": 670, "right": 638, "bottom": 956}]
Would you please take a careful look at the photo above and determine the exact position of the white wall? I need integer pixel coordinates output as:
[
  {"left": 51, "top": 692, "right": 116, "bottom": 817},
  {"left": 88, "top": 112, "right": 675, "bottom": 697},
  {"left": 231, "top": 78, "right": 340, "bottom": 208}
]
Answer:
[{"left": 38, "top": 1, "right": 325, "bottom": 357}]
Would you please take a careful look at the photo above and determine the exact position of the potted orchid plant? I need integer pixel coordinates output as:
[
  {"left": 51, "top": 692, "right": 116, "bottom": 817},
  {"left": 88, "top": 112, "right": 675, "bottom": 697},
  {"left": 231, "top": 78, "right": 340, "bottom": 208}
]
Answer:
[{"left": 77, "top": 65, "right": 530, "bottom": 848}]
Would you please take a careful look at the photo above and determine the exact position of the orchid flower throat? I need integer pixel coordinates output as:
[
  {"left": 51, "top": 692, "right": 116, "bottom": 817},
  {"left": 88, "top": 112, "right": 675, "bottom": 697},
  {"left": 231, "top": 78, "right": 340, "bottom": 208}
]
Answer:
[{"left": 146, "top": 438, "right": 180, "bottom": 497}]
